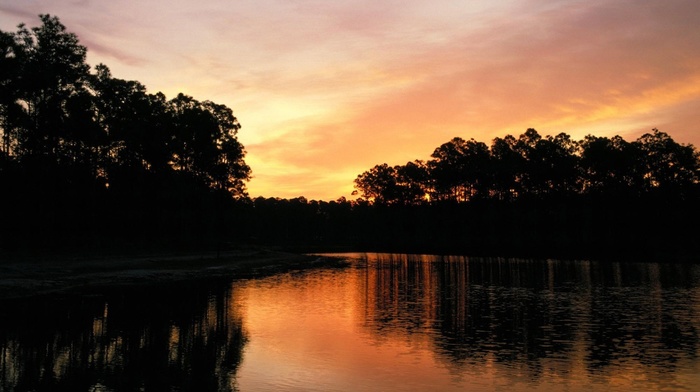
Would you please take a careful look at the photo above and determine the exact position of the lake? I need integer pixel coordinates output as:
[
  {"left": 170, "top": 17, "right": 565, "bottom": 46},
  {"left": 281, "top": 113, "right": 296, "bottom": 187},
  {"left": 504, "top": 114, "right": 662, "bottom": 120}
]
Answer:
[{"left": 1, "top": 253, "right": 699, "bottom": 391}]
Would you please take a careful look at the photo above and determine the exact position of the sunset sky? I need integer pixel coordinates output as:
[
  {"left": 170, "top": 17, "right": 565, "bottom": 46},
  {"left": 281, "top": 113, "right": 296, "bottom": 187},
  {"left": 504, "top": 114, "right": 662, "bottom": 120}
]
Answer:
[{"left": 2, "top": 0, "right": 699, "bottom": 200}]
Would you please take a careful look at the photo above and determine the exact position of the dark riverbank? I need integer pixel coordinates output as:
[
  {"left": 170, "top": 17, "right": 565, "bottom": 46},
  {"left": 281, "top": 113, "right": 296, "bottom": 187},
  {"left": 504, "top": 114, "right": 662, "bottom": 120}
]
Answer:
[{"left": 0, "top": 248, "right": 348, "bottom": 299}]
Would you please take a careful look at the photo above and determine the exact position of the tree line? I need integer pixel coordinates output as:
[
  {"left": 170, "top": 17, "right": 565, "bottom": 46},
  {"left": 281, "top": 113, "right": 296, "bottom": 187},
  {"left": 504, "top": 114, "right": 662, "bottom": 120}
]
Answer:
[
  {"left": 239, "top": 130, "right": 700, "bottom": 260},
  {"left": 2, "top": 15, "right": 698, "bottom": 261},
  {"left": 343, "top": 128, "right": 700, "bottom": 261},
  {"left": 1, "top": 15, "right": 250, "bottom": 250},
  {"left": 354, "top": 128, "right": 700, "bottom": 205}
]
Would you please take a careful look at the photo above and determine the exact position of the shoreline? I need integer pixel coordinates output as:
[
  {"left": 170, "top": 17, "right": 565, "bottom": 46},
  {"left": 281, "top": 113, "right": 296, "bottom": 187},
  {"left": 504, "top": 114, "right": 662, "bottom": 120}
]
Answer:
[
  {"left": 3, "top": 245, "right": 697, "bottom": 300},
  {"left": 0, "top": 248, "right": 348, "bottom": 300}
]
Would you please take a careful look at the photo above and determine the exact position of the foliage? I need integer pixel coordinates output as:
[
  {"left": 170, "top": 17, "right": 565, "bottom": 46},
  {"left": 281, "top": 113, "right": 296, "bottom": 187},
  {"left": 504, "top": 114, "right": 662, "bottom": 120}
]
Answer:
[
  {"left": 346, "top": 128, "right": 700, "bottom": 261},
  {"left": 354, "top": 128, "right": 700, "bottom": 204},
  {"left": 0, "top": 15, "right": 250, "bottom": 249}
]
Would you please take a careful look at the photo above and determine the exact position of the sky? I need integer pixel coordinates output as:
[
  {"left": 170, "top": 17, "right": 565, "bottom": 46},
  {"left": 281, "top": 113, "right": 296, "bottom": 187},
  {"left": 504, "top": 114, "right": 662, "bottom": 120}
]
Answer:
[{"left": 2, "top": 0, "right": 699, "bottom": 201}]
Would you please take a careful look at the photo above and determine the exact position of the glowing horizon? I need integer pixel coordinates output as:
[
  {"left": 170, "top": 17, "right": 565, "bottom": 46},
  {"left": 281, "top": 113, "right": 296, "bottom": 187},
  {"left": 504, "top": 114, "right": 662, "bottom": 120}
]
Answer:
[{"left": 2, "top": 1, "right": 699, "bottom": 201}]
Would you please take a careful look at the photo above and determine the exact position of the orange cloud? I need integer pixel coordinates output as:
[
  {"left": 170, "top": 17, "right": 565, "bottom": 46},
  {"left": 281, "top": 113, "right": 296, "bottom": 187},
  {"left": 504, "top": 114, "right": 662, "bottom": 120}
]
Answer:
[{"left": 241, "top": 0, "right": 700, "bottom": 199}]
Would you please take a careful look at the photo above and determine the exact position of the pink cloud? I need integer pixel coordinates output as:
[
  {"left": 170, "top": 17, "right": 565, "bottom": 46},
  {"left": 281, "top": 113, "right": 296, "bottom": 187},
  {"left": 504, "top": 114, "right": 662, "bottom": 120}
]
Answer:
[{"left": 244, "top": 0, "right": 700, "bottom": 199}]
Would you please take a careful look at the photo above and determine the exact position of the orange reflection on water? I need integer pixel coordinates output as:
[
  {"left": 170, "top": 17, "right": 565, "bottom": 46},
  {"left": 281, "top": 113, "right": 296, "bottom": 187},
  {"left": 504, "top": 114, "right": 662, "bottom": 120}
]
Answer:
[
  {"left": 234, "top": 254, "right": 700, "bottom": 392},
  {"left": 1, "top": 256, "right": 697, "bottom": 391}
]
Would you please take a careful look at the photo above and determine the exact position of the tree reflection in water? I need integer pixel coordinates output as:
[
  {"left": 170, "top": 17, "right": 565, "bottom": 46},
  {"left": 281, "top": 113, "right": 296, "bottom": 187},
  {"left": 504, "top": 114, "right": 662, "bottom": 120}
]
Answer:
[
  {"left": 356, "top": 254, "right": 700, "bottom": 385},
  {"left": 0, "top": 281, "right": 246, "bottom": 392},
  {"left": 1, "top": 256, "right": 698, "bottom": 391}
]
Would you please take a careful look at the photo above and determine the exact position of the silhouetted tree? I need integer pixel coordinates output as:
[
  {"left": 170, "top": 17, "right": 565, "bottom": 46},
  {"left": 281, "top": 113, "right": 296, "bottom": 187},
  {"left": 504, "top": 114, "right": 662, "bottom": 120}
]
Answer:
[
  {"left": 12, "top": 15, "right": 92, "bottom": 164},
  {"left": 580, "top": 135, "right": 641, "bottom": 196},
  {"left": 395, "top": 160, "right": 430, "bottom": 205},
  {"left": 635, "top": 128, "right": 699, "bottom": 199},
  {"left": 0, "top": 15, "right": 252, "bottom": 250},
  {"left": 92, "top": 64, "right": 167, "bottom": 173},
  {"left": 168, "top": 94, "right": 250, "bottom": 197},
  {"left": 0, "top": 30, "right": 22, "bottom": 165},
  {"left": 427, "top": 137, "right": 491, "bottom": 202},
  {"left": 509, "top": 129, "right": 580, "bottom": 197},
  {"left": 354, "top": 163, "right": 402, "bottom": 205},
  {"left": 490, "top": 134, "right": 525, "bottom": 200}
]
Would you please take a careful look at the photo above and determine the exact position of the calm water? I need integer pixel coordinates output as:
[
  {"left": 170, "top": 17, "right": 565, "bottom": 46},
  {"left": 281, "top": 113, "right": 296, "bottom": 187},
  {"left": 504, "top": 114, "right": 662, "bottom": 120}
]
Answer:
[{"left": 1, "top": 254, "right": 699, "bottom": 391}]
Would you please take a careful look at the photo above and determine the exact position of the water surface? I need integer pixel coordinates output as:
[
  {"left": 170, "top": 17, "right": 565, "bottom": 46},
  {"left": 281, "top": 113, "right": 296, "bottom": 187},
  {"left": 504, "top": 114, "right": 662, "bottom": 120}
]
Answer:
[{"left": 1, "top": 254, "right": 699, "bottom": 391}]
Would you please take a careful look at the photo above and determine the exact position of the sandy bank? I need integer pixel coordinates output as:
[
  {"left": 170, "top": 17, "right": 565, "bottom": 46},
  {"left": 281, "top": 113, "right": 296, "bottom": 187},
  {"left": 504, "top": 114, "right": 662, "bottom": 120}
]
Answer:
[{"left": 0, "top": 248, "right": 347, "bottom": 299}]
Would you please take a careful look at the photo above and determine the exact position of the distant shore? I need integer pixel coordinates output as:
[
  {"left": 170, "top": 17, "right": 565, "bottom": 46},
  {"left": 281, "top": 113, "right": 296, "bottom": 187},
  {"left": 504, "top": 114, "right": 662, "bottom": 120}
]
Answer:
[{"left": 0, "top": 248, "right": 348, "bottom": 300}]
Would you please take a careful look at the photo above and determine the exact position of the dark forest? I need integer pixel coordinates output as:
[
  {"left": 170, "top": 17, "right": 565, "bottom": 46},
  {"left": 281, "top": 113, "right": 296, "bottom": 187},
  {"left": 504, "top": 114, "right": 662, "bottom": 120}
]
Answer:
[{"left": 2, "top": 16, "right": 699, "bottom": 261}]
